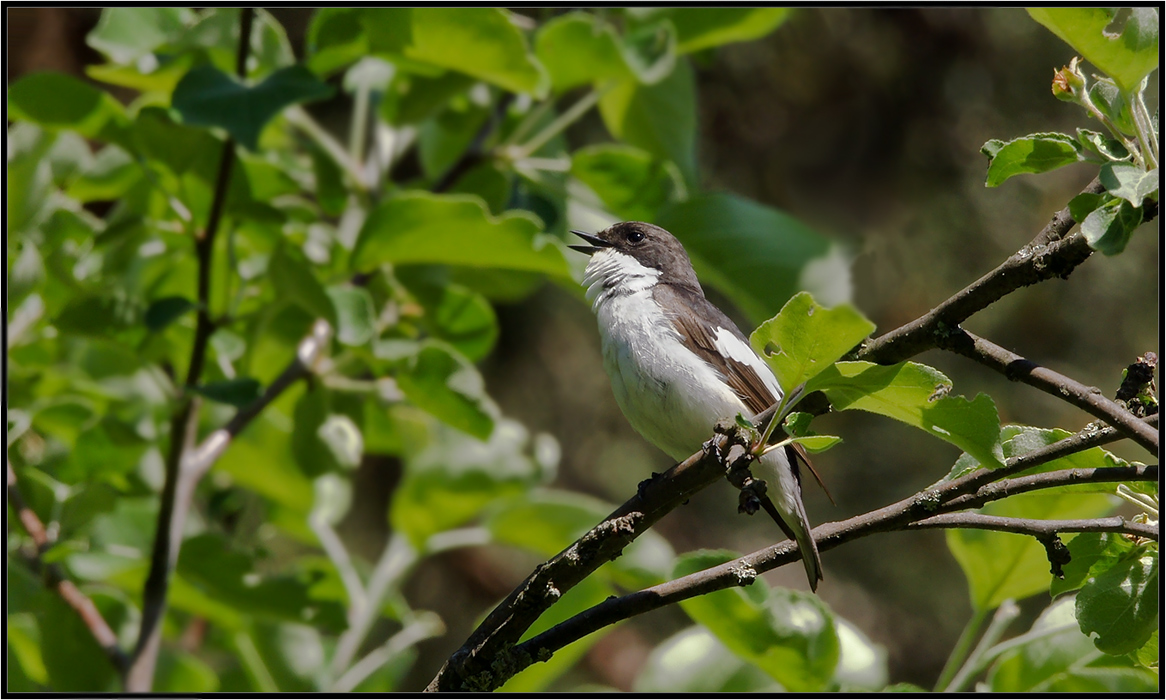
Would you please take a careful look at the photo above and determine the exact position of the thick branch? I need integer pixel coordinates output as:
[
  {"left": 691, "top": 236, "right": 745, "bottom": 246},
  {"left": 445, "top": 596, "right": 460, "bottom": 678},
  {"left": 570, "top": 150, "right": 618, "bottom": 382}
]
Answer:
[
  {"left": 425, "top": 429, "right": 755, "bottom": 691},
  {"left": 507, "top": 465, "right": 1158, "bottom": 679},
  {"left": 940, "top": 329, "right": 1159, "bottom": 453},
  {"left": 8, "top": 461, "right": 129, "bottom": 672}
]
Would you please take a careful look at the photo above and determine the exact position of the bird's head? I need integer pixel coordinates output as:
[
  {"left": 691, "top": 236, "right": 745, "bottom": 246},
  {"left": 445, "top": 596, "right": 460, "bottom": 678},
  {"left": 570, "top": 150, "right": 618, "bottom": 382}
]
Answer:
[{"left": 570, "top": 222, "right": 701, "bottom": 291}]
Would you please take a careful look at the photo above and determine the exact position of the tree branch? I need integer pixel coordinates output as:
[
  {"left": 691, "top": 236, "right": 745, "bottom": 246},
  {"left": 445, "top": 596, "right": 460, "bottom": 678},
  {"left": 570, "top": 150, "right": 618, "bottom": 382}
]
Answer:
[
  {"left": 425, "top": 428, "right": 756, "bottom": 691},
  {"left": 7, "top": 460, "right": 130, "bottom": 673},
  {"left": 127, "top": 11, "right": 255, "bottom": 690},
  {"left": 940, "top": 329, "right": 1159, "bottom": 452},
  {"left": 502, "top": 465, "right": 1158, "bottom": 684},
  {"left": 908, "top": 513, "right": 1159, "bottom": 539}
]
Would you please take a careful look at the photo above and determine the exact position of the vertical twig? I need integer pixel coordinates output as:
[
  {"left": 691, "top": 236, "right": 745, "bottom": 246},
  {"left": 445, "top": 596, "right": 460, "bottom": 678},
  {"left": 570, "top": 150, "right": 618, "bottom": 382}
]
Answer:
[{"left": 126, "top": 9, "right": 255, "bottom": 692}]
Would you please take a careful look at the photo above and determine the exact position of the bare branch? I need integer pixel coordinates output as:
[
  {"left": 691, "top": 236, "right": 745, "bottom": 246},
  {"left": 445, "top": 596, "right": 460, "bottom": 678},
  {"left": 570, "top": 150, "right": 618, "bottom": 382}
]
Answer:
[
  {"left": 8, "top": 461, "right": 129, "bottom": 672},
  {"left": 502, "top": 464, "right": 1158, "bottom": 684},
  {"left": 908, "top": 513, "right": 1158, "bottom": 539},
  {"left": 940, "top": 329, "right": 1159, "bottom": 452},
  {"left": 425, "top": 429, "right": 755, "bottom": 691}
]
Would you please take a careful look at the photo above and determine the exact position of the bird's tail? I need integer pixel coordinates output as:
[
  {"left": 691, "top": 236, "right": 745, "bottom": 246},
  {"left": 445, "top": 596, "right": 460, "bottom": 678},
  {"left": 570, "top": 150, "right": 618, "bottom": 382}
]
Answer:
[{"left": 759, "top": 446, "right": 823, "bottom": 591}]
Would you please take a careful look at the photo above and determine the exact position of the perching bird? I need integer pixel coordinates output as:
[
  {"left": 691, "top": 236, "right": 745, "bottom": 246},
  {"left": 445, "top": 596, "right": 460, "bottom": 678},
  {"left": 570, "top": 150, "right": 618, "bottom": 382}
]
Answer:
[{"left": 571, "top": 222, "right": 824, "bottom": 589}]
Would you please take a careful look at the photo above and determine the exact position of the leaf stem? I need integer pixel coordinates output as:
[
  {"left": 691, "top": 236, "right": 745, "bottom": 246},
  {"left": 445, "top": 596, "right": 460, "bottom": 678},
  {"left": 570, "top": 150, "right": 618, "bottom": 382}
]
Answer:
[
  {"left": 507, "top": 87, "right": 604, "bottom": 161},
  {"left": 286, "top": 106, "right": 369, "bottom": 192},
  {"left": 1130, "top": 88, "right": 1159, "bottom": 170},
  {"left": 934, "top": 606, "right": 988, "bottom": 691},
  {"left": 944, "top": 599, "right": 1021, "bottom": 691}
]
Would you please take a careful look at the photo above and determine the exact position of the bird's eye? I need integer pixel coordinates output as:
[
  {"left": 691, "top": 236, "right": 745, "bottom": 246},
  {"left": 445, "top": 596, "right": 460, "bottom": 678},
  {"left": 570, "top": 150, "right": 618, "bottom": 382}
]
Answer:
[{"left": 626, "top": 230, "right": 645, "bottom": 243}]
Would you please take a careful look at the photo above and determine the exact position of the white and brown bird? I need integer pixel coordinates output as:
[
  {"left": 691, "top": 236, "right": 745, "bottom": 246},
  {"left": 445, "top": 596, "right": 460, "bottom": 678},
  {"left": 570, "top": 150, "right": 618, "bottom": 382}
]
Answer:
[{"left": 571, "top": 221, "right": 824, "bottom": 589}]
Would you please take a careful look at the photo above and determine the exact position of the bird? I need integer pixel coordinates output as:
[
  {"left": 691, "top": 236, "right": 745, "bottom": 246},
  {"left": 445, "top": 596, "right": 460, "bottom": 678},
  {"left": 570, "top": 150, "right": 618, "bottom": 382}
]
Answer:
[{"left": 570, "top": 221, "right": 824, "bottom": 590}]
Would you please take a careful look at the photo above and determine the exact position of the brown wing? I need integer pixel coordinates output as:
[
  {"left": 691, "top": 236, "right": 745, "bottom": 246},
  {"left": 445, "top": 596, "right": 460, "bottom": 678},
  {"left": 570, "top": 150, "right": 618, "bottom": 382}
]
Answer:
[
  {"left": 653, "top": 283, "right": 777, "bottom": 415},
  {"left": 655, "top": 283, "right": 834, "bottom": 503}
]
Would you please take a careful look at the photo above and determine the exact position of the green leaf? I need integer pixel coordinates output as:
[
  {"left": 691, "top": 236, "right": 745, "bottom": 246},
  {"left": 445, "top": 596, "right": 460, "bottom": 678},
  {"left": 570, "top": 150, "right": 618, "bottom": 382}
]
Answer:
[
  {"left": 174, "top": 533, "right": 346, "bottom": 632},
  {"left": 155, "top": 649, "right": 220, "bottom": 693},
  {"left": 655, "top": 193, "right": 844, "bottom": 326},
  {"left": 1027, "top": 8, "right": 1159, "bottom": 92},
  {"left": 486, "top": 489, "right": 675, "bottom": 589},
  {"left": 1076, "top": 550, "right": 1158, "bottom": 655},
  {"left": 1099, "top": 163, "right": 1158, "bottom": 206},
  {"left": 144, "top": 296, "right": 197, "bottom": 332},
  {"left": 634, "top": 626, "right": 781, "bottom": 692},
  {"left": 7, "top": 72, "right": 129, "bottom": 144},
  {"left": 672, "top": 550, "right": 840, "bottom": 691},
  {"left": 325, "top": 286, "right": 376, "bottom": 347},
  {"left": 833, "top": 617, "right": 889, "bottom": 690},
  {"left": 946, "top": 492, "right": 1117, "bottom": 610},
  {"left": 292, "top": 388, "right": 340, "bottom": 478},
  {"left": 390, "top": 418, "right": 544, "bottom": 547},
  {"left": 1076, "top": 128, "right": 1131, "bottom": 162},
  {"left": 807, "top": 361, "right": 1004, "bottom": 470},
  {"left": 638, "top": 7, "right": 793, "bottom": 53},
  {"left": 570, "top": 144, "right": 685, "bottom": 222},
  {"left": 214, "top": 407, "right": 315, "bottom": 513},
  {"left": 269, "top": 246, "right": 337, "bottom": 326},
  {"left": 1050, "top": 531, "right": 1135, "bottom": 598},
  {"left": 64, "top": 144, "right": 140, "bottom": 203},
  {"left": 749, "top": 291, "right": 875, "bottom": 393},
  {"left": 989, "top": 595, "right": 1157, "bottom": 692},
  {"left": 307, "top": 140, "right": 347, "bottom": 216},
  {"left": 1135, "top": 629, "right": 1157, "bottom": 671},
  {"left": 86, "top": 7, "right": 195, "bottom": 64},
  {"left": 1080, "top": 197, "right": 1143, "bottom": 255},
  {"left": 398, "top": 273, "right": 499, "bottom": 362},
  {"left": 172, "top": 64, "right": 335, "bottom": 150},
  {"left": 534, "top": 13, "right": 630, "bottom": 92},
  {"left": 600, "top": 61, "right": 697, "bottom": 184},
  {"left": 39, "top": 592, "right": 119, "bottom": 691},
  {"left": 352, "top": 192, "right": 570, "bottom": 278},
  {"left": 1068, "top": 192, "right": 1109, "bottom": 222},
  {"left": 788, "top": 435, "right": 843, "bottom": 454},
  {"left": 1087, "top": 79, "right": 1137, "bottom": 134},
  {"left": 193, "top": 378, "right": 263, "bottom": 408},
  {"left": 619, "top": 19, "right": 678, "bottom": 85},
  {"left": 54, "top": 292, "right": 143, "bottom": 337},
  {"left": 395, "top": 342, "right": 495, "bottom": 440},
  {"left": 364, "top": 8, "right": 546, "bottom": 95},
  {"left": 981, "top": 133, "right": 1083, "bottom": 187}
]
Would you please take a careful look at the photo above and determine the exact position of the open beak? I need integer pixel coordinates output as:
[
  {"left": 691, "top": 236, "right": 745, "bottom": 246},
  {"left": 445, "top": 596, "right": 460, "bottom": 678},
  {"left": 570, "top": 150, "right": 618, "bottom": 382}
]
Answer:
[{"left": 568, "top": 229, "right": 611, "bottom": 255}]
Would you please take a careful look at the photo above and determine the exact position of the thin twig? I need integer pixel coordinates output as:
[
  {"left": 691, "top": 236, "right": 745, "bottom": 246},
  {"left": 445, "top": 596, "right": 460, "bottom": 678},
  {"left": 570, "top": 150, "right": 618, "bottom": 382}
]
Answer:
[
  {"left": 330, "top": 533, "right": 420, "bottom": 679},
  {"left": 127, "top": 12, "right": 255, "bottom": 690},
  {"left": 331, "top": 613, "right": 445, "bottom": 693},
  {"left": 943, "top": 600, "right": 1021, "bottom": 692},
  {"left": 7, "top": 461, "right": 129, "bottom": 673},
  {"left": 908, "top": 513, "right": 1157, "bottom": 538},
  {"left": 940, "top": 329, "right": 1159, "bottom": 453}
]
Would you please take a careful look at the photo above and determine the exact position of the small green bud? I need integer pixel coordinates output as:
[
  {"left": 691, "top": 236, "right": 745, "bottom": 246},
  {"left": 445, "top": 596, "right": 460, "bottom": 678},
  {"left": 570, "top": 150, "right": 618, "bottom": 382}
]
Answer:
[{"left": 1052, "top": 57, "right": 1087, "bottom": 103}]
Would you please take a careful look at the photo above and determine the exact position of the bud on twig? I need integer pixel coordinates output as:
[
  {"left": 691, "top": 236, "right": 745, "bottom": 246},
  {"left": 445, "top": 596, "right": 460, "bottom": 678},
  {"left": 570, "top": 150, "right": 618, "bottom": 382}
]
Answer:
[{"left": 1052, "top": 57, "right": 1087, "bottom": 103}]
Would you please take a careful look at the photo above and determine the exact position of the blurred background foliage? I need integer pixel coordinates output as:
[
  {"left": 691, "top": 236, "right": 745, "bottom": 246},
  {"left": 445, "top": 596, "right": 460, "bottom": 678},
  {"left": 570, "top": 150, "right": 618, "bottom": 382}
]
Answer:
[{"left": 6, "top": 7, "right": 1158, "bottom": 693}]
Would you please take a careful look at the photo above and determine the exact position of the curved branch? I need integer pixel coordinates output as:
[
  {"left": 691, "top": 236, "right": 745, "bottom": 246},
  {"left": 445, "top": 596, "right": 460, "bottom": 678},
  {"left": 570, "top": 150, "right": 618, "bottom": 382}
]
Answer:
[
  {"left": 425, "top": 429, "right": 756, "bottom": 691},
  {"left": 507, "top": 465, "right": 1158, "bottom": 679},
  {"left": 940, "top": 329, "right": 1159, "bottom": 452}
]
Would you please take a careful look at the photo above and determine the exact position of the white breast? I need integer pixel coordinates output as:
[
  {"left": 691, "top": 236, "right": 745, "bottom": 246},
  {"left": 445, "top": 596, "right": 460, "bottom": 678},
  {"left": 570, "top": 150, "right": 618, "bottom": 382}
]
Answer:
[{"left": 585, "top": 249, "right": 751, "bottom": 461}]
